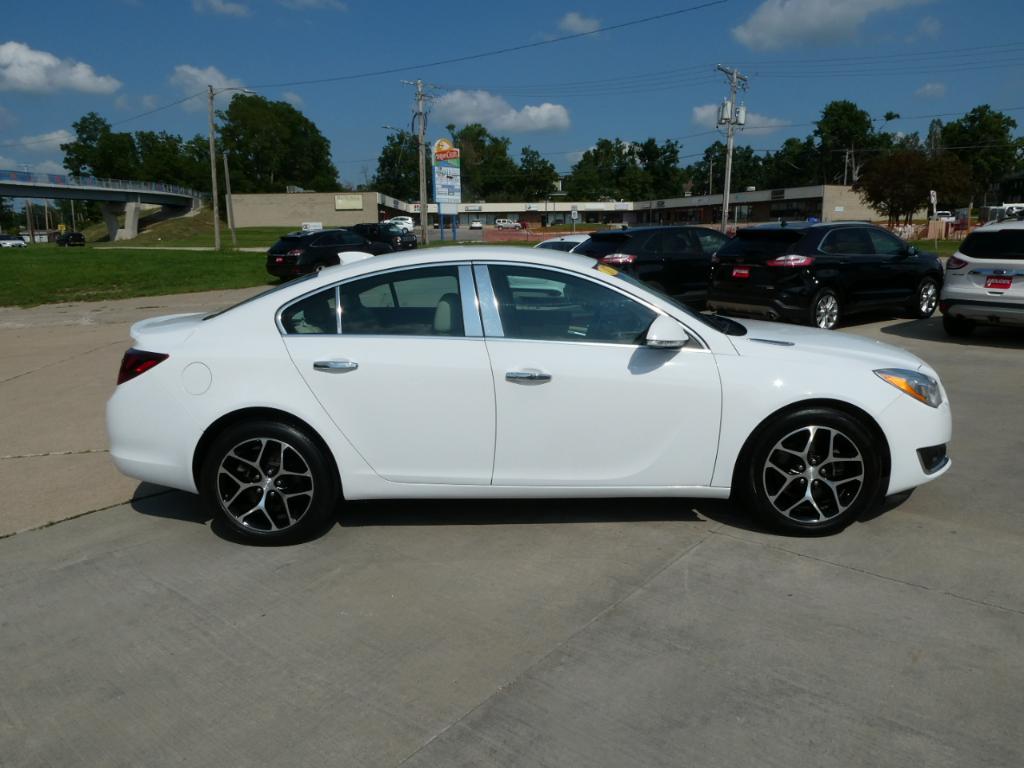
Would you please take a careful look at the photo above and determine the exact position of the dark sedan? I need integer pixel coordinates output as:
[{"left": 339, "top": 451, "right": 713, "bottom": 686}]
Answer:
[
  {"left": 266, "top": 228, "right": 392, "bottom": 279},
  {"left": 573, "top": 225, "right": 730, "bottom": 308},
  {"left": 351, "top": 223, "right": 418, "bottom": 250},
  {"left": 56, "top": 231, "right": 85, "bottom": 247},
  {"left": 707, "top": 222, "right": 943, "bottom": 329}
]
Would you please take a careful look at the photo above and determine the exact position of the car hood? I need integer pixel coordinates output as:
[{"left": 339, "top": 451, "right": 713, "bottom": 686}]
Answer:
[
  {"left": 130, "top": 313, "right": 206, "bottom": 349},
  {"left": 728, "top": 319, "right": 926, "bottom": 371}
]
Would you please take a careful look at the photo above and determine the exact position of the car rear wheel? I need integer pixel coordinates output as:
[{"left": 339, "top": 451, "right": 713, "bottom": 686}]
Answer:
[
  {"left": 942, "top": 313, "right": 975, "bottom": 337},
  {"left": 741, "top": 408, "right": 883, "bottom": 534},
  {"left": 200, "top": 420, "right": 337, "bottom": 543},
  {"left": 811, "top": 289, "right": 840, "bottom": 330},
  {"left": 913, "top": 277, "right": 939, "bottom": 318}
]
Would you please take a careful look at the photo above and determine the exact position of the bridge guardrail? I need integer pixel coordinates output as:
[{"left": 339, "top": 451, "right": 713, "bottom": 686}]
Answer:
[{"left": 1, "top": 169, "right": 199, "bottom": 199}]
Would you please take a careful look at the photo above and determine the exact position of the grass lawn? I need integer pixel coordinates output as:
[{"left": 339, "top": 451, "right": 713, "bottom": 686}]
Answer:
[
  {"left": 910, "top": 239, "right": 961, "bottom": 259},
  {"left": 2, "top": 245, "right": 274, "bottom": 308}
]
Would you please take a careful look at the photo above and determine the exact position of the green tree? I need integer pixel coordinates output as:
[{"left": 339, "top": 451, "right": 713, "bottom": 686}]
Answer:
[
  {"left": 635, "top": 138, "right": 686, "bottom": 199},
  {"left": 449, "top": 123, "right": 519, "bottom": 201},
  {"left": 858, "top": 149, "right": 931, "bottom": 225},
  {"left": 218, "top": 94, "right": 339, "bottom": 193},
  {"left": 0, "top": 198, "right": 19, "bottom": 233},
  {"left": 517, "top": 147, "right": 559, "bottom": 201},
  {"left": 565, "top": 139, "right": 652, "bottom": 200},
  {"left": 60, "top": 112, "right": 111, "bottom": 176},
  {"left": 761, "top": 137, "right": 818, "bottom": 188},
  {"left": 373, "top": 130, "right": 419, "bottom": 201},
  {"left": 686, "top": 142, "right": 764, "bottom": 195},
  {"left": 941, "top": 105, "right": 1024, "bottom": 205},
  {"left": 814, "top": 100, "right": 877, "bottom": 183}
]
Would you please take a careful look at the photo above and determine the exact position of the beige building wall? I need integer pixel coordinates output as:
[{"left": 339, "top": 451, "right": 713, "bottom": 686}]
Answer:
[
  {"left": 231, "top": 191, "right": 378, "bottom": 228},
  {"left": 821, "top": 186, "right": 882, "bottom": 222}
]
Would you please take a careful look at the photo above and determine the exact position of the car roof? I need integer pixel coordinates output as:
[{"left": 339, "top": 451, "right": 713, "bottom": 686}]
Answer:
[
  {"left": 748, "top": 221, "right": 874, "bottom": 231},
  {"left": 537, "top": 234, "right": 590, "bottom": 244}
]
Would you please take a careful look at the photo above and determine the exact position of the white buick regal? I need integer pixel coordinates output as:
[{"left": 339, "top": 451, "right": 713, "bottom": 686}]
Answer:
[{"left": 107, "top": 247, "right": 951, "bottom": 542}]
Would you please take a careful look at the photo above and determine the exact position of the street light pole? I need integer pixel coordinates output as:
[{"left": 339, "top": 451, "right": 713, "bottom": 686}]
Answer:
[
  {"left": 716, "top": 65, "right": 748, "bottom": 235},
  {"left": 207, "top": 85, "right": 221, "bottom": 251},
  {"left": 223, "top": 150, "right": 237, "bottom": 249}
]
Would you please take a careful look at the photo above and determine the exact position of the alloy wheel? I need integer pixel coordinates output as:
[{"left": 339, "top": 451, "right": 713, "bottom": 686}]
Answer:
[
  {"left": 919, "top": 281, "right": 938, "bottom": 315},
  {"left": 216, "top": 437, "right": 314, "bottom": 532},
  {"left": 761, "top": 425, "right": 865, "bottom": 524},
  {"left": 815, "top": 294, "right": 839, "bottom": 329}
]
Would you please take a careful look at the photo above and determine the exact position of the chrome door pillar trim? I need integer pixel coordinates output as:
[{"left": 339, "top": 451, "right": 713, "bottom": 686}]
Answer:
[
  {"left": 458, "top": 264, "right": 484, "bottom": 337},
  {"left": 472, "top": 264, "right": 504, "bottom": 337}
]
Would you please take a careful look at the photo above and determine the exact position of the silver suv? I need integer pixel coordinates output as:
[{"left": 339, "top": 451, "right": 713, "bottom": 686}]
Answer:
[{"left": 940, "top": 220, "right": 1024, "bottom": 335}]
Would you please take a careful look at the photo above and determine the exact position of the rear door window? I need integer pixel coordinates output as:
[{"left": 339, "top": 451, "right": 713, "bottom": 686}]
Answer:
[
  {"left": 820, "top": 228, "right": 874, "bottom": 255},
  {"left": 867, "top": 229, "right": 905, "bottom": 256},
  {"left": 695, "top": 229, "right": 729, "bottom": 254}
]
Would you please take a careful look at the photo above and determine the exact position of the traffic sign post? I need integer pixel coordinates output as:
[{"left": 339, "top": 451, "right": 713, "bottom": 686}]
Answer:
[{"left": 570, "top": 205, "right": 579, "bottom": 234}]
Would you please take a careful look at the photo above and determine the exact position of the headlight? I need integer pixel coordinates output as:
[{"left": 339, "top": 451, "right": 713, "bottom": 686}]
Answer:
[{"left": 874, "top": 368, "right": 943, "bottom": 408}]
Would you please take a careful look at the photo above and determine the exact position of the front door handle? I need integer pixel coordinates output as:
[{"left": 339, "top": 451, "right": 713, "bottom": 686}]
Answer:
[
  {"left": 506, "top": 369, "right": 552, "bottom": 383},
  {"left": 314, "top": 359, "right": 359, "bottom": 372}
]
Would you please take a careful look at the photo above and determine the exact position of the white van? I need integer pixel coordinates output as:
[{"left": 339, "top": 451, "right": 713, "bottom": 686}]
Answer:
[{"left": 494, "top": 218, "right": 522, "bottom": 230}]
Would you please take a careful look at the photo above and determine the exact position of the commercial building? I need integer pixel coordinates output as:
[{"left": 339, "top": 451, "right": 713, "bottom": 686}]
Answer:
[{"left": 230, "top": 184, "right": 883, "bottom": 232}]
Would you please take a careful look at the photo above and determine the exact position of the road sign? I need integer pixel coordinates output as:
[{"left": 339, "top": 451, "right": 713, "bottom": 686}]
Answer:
[
  {"left": 570, "top": 205, "right": 579, "bottom": 221},
  {"left": 929, "top": 189, "right": 937, "bottom": 207}
]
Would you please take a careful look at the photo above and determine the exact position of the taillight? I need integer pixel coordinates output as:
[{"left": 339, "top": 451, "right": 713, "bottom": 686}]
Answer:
[
  {"left": 600, "top": 253, "right": 637, "bottom": 265},
  {"left": 766, "top": 254, "right": 815, "bottom": 267},
  {"left": 286, "top": 248, "right": 305, "bottom": 257},
  {"left": 946, "top": 255, "right": 968, "bottom": 270},
  {"left": 117, "top": 349, "right": 168, "bottom": 385}
]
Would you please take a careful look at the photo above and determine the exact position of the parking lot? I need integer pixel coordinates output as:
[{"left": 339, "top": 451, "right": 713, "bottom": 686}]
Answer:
[{"left": 1, "top": 290, "right": 1022, "bottom": 767}]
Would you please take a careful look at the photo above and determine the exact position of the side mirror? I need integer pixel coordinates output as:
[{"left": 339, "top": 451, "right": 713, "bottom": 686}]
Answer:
[
  {"left": 907, "top": 245, "right": 919, "bottom": 257},
  {"left": 644, "top": 315, "right": 690, "bottom": 350}
]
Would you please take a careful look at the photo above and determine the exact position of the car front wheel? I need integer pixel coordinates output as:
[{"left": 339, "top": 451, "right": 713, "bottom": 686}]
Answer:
[
  {"left": 742, "top": 408, "right": 883, "bottom": 534},
  {"left": 200, "top": 420, "right": 338, "bottom": 543}
]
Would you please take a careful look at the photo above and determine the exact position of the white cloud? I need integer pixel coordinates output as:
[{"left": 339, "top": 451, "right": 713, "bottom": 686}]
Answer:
[
  {"left": 559, "top": 11, "right": 600, "bottom": 34},
  {"left": 907, "top": 15, "right": 941, "bottom": 41},
  {"left": 282, "top": 91, "right": 303, "bottom": 107},
  {"left": 33, "top": 160, "right": 66, "bottom": 175},
  {"left": 16, "top": 129, "right": 73, "bottom": 153},
  {"left": 732, "top": 0, "right": 930, "bottom": 50},
  {"left": 0, "top": 155, "right": 65, "bottom": 175},
  {"left": 169, "top": 65, "right": 244, "bottom": 110},
  {"left": 915, "top": 81, "right": 946, "bottom": 99},
  {"left": 435, "top": 90, "right": 570, "bottom": 132},
  {"left": 0, "top": 42, "right": 121, "bottom": 94},
  {"left": 142, "top": 94, "right": 158, "bottom": 109},
  {"left": 692, "top": 103, "right": 789, "bottom": 133},
  {"left": 278, "top": 0, "right": 346, "bottom": 9},
  {"left": 193, "top": 0, "right": 249, "bottom": 16}
]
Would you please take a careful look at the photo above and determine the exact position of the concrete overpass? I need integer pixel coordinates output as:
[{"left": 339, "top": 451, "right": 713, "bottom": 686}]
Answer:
[{"left": 0, "top": 169, "right": 200, "bottom": 241}]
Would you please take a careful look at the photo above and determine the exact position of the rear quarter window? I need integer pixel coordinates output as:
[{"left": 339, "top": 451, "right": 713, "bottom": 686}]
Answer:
[{"left": 716, "top": 229, "right": 806, "bottom": 261}]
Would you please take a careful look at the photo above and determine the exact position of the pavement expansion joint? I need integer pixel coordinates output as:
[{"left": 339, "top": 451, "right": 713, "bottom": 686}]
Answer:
[
  {"left": 708, "top": 527, "right": 1024, "bottom": 617},
  {"left": 0, "top": 448, "right": 109, "bottom": 461}
]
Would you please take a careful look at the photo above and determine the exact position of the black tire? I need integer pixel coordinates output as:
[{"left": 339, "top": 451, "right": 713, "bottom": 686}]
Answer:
[
  {"left": 200, "top": 419, "right": 338, "bottom": 543},
  {"left": 741, "top": 407, "right": 884, "bottom": 535},
  {"left": 911, "top": 277, "right": 940, "bottom": 319},
  {"left": 942, "top": 313, "right": 975, "bottom": 337},
  {"left": 810, "top": 289, "right": 840, "bottom": 330}
]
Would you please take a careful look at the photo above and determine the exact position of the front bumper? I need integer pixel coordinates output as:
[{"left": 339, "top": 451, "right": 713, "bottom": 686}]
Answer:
[{"left": 878, "top": 389, "right": 953, "bottom": 495}]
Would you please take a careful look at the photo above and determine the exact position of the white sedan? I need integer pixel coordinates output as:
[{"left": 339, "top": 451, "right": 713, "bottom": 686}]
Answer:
[{"left": 107, "top": 248, "right": 951, "bottom": 542}]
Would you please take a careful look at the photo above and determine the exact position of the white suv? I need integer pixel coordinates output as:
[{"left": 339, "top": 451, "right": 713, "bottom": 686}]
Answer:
[
  {"left": 384, "top": 216, "right": 415, "bottom": 232},
  {"left": 494, "top": 218, "right": 521, "bottom": 230},
  {"left": 940, "top": 220, "right": 1024, "bottom": 335}
]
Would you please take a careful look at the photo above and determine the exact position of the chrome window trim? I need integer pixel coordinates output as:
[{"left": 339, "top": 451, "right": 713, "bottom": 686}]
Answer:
[
  {"left": 473, "top": 264, "right": 505, "bottom": 337},
  {"left": 458, "top": 264, "right": 483, "bottom": 337},
  {"left": 473, "top": 261, "right": 708, "bottom": 351},
  {"left": 276, "top": 285, "right": 341, "bottom": 336}
]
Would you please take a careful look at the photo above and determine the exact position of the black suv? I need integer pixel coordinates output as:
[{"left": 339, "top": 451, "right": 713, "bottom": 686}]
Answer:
[
  {"left": 56, "top": 231, "right": 85, "bottom": 246},
  {"left": 573, "top": 225, "right": 730, "bottom": 307},
  {"left": 707, "top": 222, "right": 943, "bottom": 329},
  {"left": 266, "top": 228, "right": 393, "bottom": 278},
  {"left": 350, "top": 222, "right": 417, "bottom": 250}
]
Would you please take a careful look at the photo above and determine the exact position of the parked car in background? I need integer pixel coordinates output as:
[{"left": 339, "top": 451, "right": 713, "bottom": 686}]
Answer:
[
  {"left": 573, "top": 225, "right": 730, "bottom": 308},
  {"left": 707, "top": 222, "right": 943, "bottom": 330},
  {"left": 494, "top": 219, "right": 522, "bottom": 230},
  {"left": 107, "top": 246, "right": 951, "bottom": 543},
  {"left": 533, "top": 234, "right": 590, "bottom": 253},
  {"left": 469, "top": 220, "right": 483, "bottom": 230},
  {"left": 383, "top": 216, "right": 415, "bottom": 232},
  {"left": 55, "top": 231, "right": 85, "bottom": 247},
  {"left": 351, "top": 223, "right": 417, "bottom": 250},
  {"left": 940, "top": 220, "right": 1024, "bottom": 336},
  {"left": 0, "top": 234, "right": 27, "bottom": 248},
  {"left": 266, "top": 228, "right": 392, "bottom": 279}
]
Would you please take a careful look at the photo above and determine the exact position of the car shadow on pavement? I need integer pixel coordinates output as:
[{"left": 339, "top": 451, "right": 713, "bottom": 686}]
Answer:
[{"left": 881, "top": 316, "right": 1024, "bottom": 348}]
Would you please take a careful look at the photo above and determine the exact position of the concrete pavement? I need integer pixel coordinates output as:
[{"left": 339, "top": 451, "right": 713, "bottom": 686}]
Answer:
[{"left": 0, "top": 298, "right": 1022, "bottom": 767}]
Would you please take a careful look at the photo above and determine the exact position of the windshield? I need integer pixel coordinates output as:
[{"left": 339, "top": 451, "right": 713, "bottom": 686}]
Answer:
[
  {"left": 574, "top": 233, "right": 631, "bottom": 259},
  {"left": 716, "top": 229, "right": 805, "bottom": 261},
  {"left": 600, "top": 266, "right": 747, "bottom": 336}
]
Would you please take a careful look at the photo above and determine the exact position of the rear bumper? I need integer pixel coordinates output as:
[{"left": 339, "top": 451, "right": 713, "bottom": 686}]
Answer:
[
  {"left": 940, "top": 297, "right": 1024, "bottom": 326},
  {"left": 707, "top": 290, "right": 812, "bottom": 322}
]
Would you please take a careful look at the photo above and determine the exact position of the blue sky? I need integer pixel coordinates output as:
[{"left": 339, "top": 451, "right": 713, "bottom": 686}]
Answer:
[{"left": 1, "top": 0, "right": 1022, "bottom": 187}]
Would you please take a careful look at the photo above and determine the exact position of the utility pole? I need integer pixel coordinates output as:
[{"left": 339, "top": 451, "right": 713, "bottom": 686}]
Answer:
[
  {"left": 207, "top": 85, "right": 221, "bottom": 251},
  {"left": 26, "top": 201, "right": 35, "bottom": 243},
  {"left": 716, "top": 64, "right": 747, "bottom": 234},
  {"left": 403, "top": 79, "right": 430, "bottom": 244},
  {"left": 71, "top": 199, "right": 76, "bottom": 231},
  {"left": 223, "top": 151, "right": 237, "bottom": 249},
  {"left": 708, "top": 156, "right": 714, "bottom": 196}
]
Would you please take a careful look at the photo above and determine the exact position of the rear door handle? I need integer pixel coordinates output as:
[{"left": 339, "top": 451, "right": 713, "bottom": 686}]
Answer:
[
  {"left": 314, "top": 359, "right": 359, "bottom": 372},
  {"left": 506, "top": 369, "right": 552, "bottom": 383}
]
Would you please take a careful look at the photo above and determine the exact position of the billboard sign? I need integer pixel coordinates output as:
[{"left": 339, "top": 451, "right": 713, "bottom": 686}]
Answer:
[{"left": 432, "top": 138, "right": 462, "bottom": 205}]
